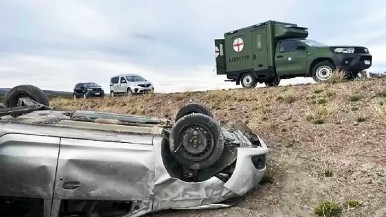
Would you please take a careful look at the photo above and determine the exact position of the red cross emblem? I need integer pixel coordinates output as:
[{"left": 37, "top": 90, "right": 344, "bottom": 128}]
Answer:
[{"left": 233, "top": 38, "right": 244, "bottom": 52}]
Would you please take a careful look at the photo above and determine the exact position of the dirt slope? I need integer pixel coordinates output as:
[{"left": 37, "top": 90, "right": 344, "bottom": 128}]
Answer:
[{"left": 51, "top": 78, "right": 386, "bottom": 217}]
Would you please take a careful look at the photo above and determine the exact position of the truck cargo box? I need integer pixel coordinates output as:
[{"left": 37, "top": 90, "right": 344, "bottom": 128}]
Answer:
[{"left": 274, "top": 24, "right": 308, "bottom": 39}]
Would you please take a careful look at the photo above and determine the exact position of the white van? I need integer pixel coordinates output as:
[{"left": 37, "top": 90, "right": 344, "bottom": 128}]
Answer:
[{"left": 110, "top": 74, "right": 154, "bottom": 96}]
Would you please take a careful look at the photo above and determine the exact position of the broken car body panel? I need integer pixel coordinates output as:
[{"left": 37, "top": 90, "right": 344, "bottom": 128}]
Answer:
[{"left": 0, "top": 109, "right": 268, "bottom": 217}]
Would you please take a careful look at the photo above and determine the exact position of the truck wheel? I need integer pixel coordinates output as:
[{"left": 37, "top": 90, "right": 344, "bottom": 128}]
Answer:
[
  {"left": 241, "top": 73, "right": 257, "bottom": 88},
  {"left": 110, "top": 91, "right": 115, "bottom": 97},
  {"left": 3, "top": 85, "right": 49, "bottom": 108},
  {"left": 348, "top": 71, "right": 359, "bottom": 80},
  {"left": 175, "top": 103, "right": 213, "bottom": 121},
  {"left": 312, "top": 61, "right": 336, "bottom": 82},
  {"left": 169, "top": 113, "right": 224, "bottom": 170},
  {"left": 265, "top": 76, "right": 280, "bottom": 87}
]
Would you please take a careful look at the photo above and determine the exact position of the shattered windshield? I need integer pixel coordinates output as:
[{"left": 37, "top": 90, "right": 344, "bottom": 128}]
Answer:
[{"left": 300, "top": 39, "right": 328, "bottom": 47}]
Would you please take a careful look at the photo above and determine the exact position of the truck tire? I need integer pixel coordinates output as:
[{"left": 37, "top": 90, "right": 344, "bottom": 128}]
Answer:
[
  {"left": 169, "top": 113, "right": 224, "bottom": 170},
  {"left": 265, "top": 76, "right": 280, "bottom": 87},
  {"left": 348, "top": 71, "right": 359, "bottom": 80},
  {"left": 110, "top": 91, "right": 115, "bottom": 97},
  {"left": 241, "top": 73, "right": 257, "bottom": 88},
  {"left": 175, "top": 103, "right": 213, "bottom": 122},
  {"left": 3, "top": 85, "right": 49, "bottom": 108},
  {"left": 312, "top": 61, "right": 336, "bottom": 82}
]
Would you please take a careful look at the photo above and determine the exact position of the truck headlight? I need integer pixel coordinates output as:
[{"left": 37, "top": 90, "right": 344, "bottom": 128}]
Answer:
[{"left": 333, "top": 48, "right": 355, "bottom": 54}]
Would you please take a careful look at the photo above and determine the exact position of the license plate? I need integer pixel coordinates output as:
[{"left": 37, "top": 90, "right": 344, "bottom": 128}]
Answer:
[
  {"left": 364, "top": 60, "right": 371, "bottom": 65},
  {"left": 95, "top": 92, "right": 100, "bottom": 95}
]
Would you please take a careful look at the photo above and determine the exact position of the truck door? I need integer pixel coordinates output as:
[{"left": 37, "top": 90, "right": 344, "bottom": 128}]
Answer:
[
  {"left": 252, "top": 28, "right": 269, "bottom": 72},
  {"left": 275, "top": 39, "right": 307, "bottom": 76},
  {"left": 215, "top": 39, "right": 226, "bottom": 75}
]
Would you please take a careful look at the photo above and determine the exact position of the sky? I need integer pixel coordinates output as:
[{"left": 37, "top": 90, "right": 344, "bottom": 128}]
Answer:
[{"left": 0, "top": 0, "right": 385, "bottom": 93}]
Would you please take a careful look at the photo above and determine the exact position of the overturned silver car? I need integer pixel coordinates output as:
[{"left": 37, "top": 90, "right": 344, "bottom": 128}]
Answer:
[{"left": 0, "top": 85, "right": 268, "bottom": 217}]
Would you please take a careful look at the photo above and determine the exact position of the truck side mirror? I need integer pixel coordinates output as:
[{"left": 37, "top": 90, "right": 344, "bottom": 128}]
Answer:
[{"left": 296, "top": 45, "right": 306, "bottom": 50}]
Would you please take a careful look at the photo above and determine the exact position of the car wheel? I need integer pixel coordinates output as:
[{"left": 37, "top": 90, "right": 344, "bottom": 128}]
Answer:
[
  {"left": 3, "top": 85, "right": 49, "bottom": 108},
  {"left": 175, "top": 103, "right": 213, "bottom": 122},
  {"left": 264, "top": 76, "right": 280, "bottom": 87},
  {"left": 127, "top": 88, "right": 133, "bottom": 96},
  {"left": 83, "top": 93, "right": 87, "bottom": 99},
  {"left": 110, "top": 91, "right": 115, "bottom": 97},
  {"left": 241, "top": 72, "right": 257, "bottom": 88},
  {"left": 169, "top": 113, "right": 224, "bottom": 170},
  {"left": 312, "top": 61, "right": 336, "bottom": 82}
]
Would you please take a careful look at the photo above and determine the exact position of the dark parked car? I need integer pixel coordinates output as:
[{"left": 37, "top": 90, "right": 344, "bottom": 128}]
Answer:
[{"left": 73, "top": 82, "right": 104, "bottom": 99}]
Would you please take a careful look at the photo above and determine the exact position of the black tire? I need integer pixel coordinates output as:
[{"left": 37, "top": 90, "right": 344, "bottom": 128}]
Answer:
[
  {"left": 169, "top": 113, "right": 224, "bottom": 170},
  {"left": 110, "top": 91, "right": 115, "bottom": 97},
  {"left": 347, "top": 71, "right": 359, "bottom": 80},
  {"left": 312, "top": 61, "right": 336, "bottom": 82},
  {"left": 265, "top": 76, "right": 280, "bottom": 87},
  {"left": 175, "top": 103, "right": 213, "bottom": 122},
  {"left": 127, "top": 88, "right": 133, "bottom": 95},
  {"left": 3, "top": 85, "right": 49, "bottom": 108},
  {"left": 241, "top": 72, "right": 257, "bottom": 88}
]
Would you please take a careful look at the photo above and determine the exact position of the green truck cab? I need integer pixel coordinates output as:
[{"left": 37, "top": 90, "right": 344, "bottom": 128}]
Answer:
[{"left": 215, "top": 20, "right": 372, "bottom": 88}]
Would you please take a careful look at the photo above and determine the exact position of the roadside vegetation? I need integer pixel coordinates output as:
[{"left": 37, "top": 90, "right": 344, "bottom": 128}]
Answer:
[{"left": 51, "top": 77, "right": 386, "bottom": 217}]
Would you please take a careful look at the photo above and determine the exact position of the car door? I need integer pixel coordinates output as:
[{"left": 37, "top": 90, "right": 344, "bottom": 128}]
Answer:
[
  {"left": 119, "top": 76, "right": 128, "bottom": 93},
  {"left": 0, "top": 134, "right": 60, "bottom": 217},
  {"left": 73, "top": 84, "right": 82, "bottom": 96},
  {"left": 275, "top": 39, "right": 307, "bottom": 76},
  {"left": 52, "top": 137, "right": 155, "bottom": 213}
]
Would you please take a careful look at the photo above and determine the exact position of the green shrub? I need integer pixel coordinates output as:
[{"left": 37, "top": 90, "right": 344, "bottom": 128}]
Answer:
[
  {"left": 324, "top": 167, "right": 334, "bottom": 177},
  {"left": 349, "top": 94, "right": 362, "bottom": 102},
  {"left": 346, "top": 199, "right": 361, "bottom": 208},
  {"left": 315, "top": 201, "right": 342, "bottom": 217}
]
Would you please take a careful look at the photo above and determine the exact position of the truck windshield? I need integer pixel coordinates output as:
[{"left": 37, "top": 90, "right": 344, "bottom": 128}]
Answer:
[{"left": 300, "top": 40, "right": 328, "bottom": 47}]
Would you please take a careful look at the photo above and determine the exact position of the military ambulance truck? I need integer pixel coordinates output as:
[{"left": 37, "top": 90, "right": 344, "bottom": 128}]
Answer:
[{"left": 215, "top": 20, "right": 372, "bottom": 88}]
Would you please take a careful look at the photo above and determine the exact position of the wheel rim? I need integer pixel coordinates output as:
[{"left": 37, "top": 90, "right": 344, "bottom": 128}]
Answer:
[
  {"left": 83, "top": 94, "right": 86, "bottom": 99},
  {"left": 178, "top": 124, "right": 215, "bottom": 162},
  {"left": 316, "top": 66, "right": 333, "bottom": 81},
  {"left": 73, "top": 95, "right": 76, "bottom": 100},
  {"left": 111, "top": 92, "right": 114, "bottom": 97},
  {"left": 242, "top": 74, "right": 253, "bottom": 87}
]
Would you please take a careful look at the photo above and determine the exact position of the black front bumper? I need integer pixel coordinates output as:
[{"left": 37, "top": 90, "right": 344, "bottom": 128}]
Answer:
[
  {"left": 332, "top": 53, "right": 372, "bottom": 72},
  {"left": 85, "top": 91, "right": 104, "bottom": 97}
]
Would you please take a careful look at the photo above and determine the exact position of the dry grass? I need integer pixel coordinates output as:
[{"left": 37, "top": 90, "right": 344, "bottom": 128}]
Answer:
[
  {"left": 50, "top": 77, "right": 386, "bottom": 217},
  {"left": 374, "top": 100, "right": 386, "bottom": 125},
  {"left": 327, "top": 69, "right": 347, "bottom": 84}
]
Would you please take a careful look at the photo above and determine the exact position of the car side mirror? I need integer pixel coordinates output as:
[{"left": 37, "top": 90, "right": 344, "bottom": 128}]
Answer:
[{"left": 296, "top": 45, "right": 306, "bottom": 50}]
